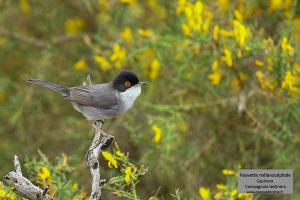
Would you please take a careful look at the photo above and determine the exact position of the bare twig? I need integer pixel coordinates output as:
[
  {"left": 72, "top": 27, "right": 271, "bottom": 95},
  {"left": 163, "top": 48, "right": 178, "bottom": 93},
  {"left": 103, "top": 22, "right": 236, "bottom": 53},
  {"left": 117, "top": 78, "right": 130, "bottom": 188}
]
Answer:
[
  {"left": 84, "top": 75, "right": 114, "bottom": 200},
  {"left": 86, "top": 121, "right": 114, "bottom": 200},
  {"left": 52, "top": 34, "right": 87, "bottom": 45},
  {"left": 0, "top": 28, "right": 88, "bottom": 48},
  {"left": 14, "top": 155, "right": 22, "bottom": 176},
  {"left": 3, "top": 156, "right": 52, "bottom": 200}
]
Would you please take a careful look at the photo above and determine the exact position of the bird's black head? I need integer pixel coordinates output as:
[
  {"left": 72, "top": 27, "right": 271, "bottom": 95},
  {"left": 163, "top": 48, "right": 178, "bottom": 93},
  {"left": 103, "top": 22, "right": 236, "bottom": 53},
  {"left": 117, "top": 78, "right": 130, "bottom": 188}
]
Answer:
[{"left": 112, "top": 70, "right": 140, "bottom": 92}]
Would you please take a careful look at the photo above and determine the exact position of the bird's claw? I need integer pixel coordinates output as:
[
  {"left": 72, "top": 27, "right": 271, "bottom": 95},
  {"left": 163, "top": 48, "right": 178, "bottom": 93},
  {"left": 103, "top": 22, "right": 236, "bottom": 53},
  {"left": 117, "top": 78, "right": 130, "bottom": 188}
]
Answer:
[{"left": 93, "top": 120, "right": 104, "bottom": 128}]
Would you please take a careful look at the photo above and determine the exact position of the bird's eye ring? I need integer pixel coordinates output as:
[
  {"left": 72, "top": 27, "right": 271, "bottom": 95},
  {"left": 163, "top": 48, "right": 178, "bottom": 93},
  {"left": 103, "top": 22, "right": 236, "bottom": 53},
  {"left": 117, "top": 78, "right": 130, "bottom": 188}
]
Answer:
[{"left": 124, "top": 81, "right": 131, "bottom": 87}]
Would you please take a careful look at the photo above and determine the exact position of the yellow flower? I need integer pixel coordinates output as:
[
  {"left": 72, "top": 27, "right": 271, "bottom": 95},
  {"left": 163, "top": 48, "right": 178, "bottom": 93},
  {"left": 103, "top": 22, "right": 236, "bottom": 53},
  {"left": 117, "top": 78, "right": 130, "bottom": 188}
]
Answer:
[
  {"left": 255, "top": 70, "right": 264, "bottom": 79},
  {"left": 184, "top": 6, "right": 193, "bottom": 19},
  {"left": 213, "top": 24, "right": 219, "bottom": 41},
  {"left": 231, "top": 72, "right": 246, "bottom": 88},
  {"left": 125, "top": 167, "right": 132, "bottom": 184},
  {"left": 120, "top": 0, "right": 135, "bottom": 6},
  {"left": 214, "top": 192, "right": 223, "bottom": 200},
  {"left": 38, "top": 166, "right": 51, "bottom": 180},
  {"left": 255, "top": 60, "right": 263, "bottom": 67},
  {"left": 65, "top": 17, "right": 86, "bottom": 35},
  {"left": 94, "top": 55, "right": 112, "bottom": 71},
  {"left": 73, "top": 58, "right": 88, "bottom": 71},
  {"left": 230, "top": 189, "right": 237, "bottom": 197},
  {"left": 182, "top": 24, "right": 192, "bottom": 36},
  {"left": 19, "top": 0, "right": 31, "bottom": 15},
  {"left": 234, "top": 9, "right": 243, "bottom": 21},
  {"left": 208, "top": 71, "right": 222, "bottom": 86},
  {"left": 110, "top": 43, "right": 127, "bottom": 69},
  {"left": 0, "top": 188, "right": 16, "bottom": 200},
  {"left": 220, "top": 28, "right": 233, "bottom": 37},
  {"left": 124, "top": 166, "right": 137, "bottom": 184},
  {"left": 293, "top": 63, "right": 300, "bottom": 74},
  {"left": 178, "top": 1, "right": 213, "bottom": 36},
  {"left": 233, "top": 20, "right": 250, "bottom": 48},
  {"left": 208, "top": 60, "right": 222, "bottom": 85},
  {"left": 72, "top": 183, "right": 78, "bottom": 190},
  {"left": 120, "top": 27, "right": 133, "bottom": 42},
  {"left": 116, "top": 150, "right": 125, "bottom": 158},
  {"left": 281, "top": 37, "right": 294, "bottom": 54},
  {"left": 218, "top": 0, "right": 229, "bottom": 13},
  {"left": 216, "top": 184, "right": 227, "bottom": 190},
  {"left": 193, "top": 1, "right": 203, "bottom": 16},
  {"left": 282, "top": 71, "right": 299, "bottom": 92},
  {"left": 138, "top": 28, "right": 155, "bottom": 40},
  {"left": 0, "top": 181, "right": 17, "bottom": 200},
  {"left": 255, "top": 70, "right": 273, "bottom": 90},
  {"left": 176, "top": 0, "right": 188, "bottom": 15},
  {"left": 222, "top": 48, "right": 233, "bottom": 67},
  {"left": 269, "top": 0, "right": 283, "bottom": 12},
  {"left": 222, "top": 169, "right": 235, "bottom": 176},
  {"left": 102, "top": 151, "right": 118, "bottom": 168},
  {"left": 149, "top": 59, "right": 161, "bottom": 80},
  {"left": 152, "top": 124, "right": 161, "bottom": 143},
  {"left": 198, "top": 187, "right": 210, "bottom": 200},
  {"left": 238, "top": 193, "right": 254, "bottom": 200},
  {"left": 211, "top": 60, "right": 219, "bottom": 71},
  {"left": 0, "top": 190, "right": 5, "bottom": 198},
  {"left": 0, "top": 182, "right": 8, "bottom": 198},
  {"left": 202, "top": 18, "right": 211, "bottom": 33}
]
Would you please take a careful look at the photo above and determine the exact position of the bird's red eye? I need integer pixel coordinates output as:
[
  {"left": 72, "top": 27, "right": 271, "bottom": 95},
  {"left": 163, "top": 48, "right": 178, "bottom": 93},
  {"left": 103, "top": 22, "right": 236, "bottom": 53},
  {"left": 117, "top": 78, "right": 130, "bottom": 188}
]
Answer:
[{"left": 124, "top": 81, "right": 131, "bottom": 87}]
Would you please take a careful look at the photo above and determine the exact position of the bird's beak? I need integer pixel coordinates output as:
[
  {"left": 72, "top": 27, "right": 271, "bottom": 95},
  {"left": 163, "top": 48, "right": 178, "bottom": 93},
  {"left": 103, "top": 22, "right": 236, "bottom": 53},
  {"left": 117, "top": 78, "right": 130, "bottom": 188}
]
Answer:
[{"left": 138, "top": 81, "right": 147, "bottom": 85}]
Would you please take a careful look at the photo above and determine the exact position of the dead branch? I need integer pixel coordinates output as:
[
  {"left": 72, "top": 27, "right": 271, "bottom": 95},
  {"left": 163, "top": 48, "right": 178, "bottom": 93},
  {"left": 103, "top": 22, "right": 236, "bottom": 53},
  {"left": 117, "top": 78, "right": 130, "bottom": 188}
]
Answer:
[
  {"left": 84, "top": 75, "right": 115, "bottom": 200},
  {"left": 86, "top": 121, "right": 114, "bottom": 199},
  {"left": 3, "top": 156, "right": 52, "bottom": 200}
]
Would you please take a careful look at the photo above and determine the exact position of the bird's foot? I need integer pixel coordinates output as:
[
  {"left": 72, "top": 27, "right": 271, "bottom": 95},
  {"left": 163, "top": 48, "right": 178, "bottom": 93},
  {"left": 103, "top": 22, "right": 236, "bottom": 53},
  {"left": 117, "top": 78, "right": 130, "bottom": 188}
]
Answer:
[
  {"left": 92, "top": 120, "right": 108, "bottom": 136},
  {"left": 93, "top": 120, "right": 104, "bottom": 129}
]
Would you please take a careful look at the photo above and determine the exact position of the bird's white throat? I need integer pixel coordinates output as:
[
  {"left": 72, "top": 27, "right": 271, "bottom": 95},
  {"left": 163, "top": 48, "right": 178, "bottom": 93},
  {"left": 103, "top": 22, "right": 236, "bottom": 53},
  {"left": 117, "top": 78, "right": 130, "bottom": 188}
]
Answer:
[{"left": 119, "top": 84, "right": 141, "bottom": 112}]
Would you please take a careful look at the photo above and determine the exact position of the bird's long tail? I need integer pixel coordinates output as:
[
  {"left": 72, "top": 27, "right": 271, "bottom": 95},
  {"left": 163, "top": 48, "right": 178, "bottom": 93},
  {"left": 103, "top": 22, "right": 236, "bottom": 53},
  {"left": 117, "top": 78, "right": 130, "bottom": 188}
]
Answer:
[{"left": 26, "top": 78, "right": 70, "bottom": 97}]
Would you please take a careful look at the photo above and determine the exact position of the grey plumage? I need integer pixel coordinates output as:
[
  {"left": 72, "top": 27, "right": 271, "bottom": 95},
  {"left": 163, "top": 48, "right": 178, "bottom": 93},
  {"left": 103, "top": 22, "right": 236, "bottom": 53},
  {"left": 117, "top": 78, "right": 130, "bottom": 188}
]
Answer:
[
  {"left": 25, "top": 71, "right": 144, "bottom": 121},
  {"left": 26, "top": 78, "right": 70, "bottom": 97},
  {"left": 67, "top": 83, "right": 123, "bottom": 120}
]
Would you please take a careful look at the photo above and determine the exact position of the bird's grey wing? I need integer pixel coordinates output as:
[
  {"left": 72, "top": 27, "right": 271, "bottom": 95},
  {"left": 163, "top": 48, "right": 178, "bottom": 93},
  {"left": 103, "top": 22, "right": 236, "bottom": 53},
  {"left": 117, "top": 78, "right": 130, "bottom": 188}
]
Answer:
[{"left": 65, "top": 83, "right": 119, "bottom": 109}]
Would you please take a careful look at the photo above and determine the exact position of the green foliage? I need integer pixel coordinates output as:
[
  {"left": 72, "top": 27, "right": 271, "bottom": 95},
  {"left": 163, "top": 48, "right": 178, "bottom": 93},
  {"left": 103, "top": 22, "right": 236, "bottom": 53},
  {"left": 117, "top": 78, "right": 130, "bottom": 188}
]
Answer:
[{"left": 1, "top": 0, "right": 300, "bottom": 199}]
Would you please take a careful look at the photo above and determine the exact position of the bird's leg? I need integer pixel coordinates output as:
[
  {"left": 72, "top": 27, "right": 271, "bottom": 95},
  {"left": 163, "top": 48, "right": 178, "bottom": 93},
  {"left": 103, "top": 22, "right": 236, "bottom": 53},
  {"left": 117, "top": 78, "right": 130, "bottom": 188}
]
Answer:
[
  {"left": 93, "top": 120, "right": 104, "bottom": 129},
  {"left": 93, "top": 120, "right": 108, "bottom": 136}
]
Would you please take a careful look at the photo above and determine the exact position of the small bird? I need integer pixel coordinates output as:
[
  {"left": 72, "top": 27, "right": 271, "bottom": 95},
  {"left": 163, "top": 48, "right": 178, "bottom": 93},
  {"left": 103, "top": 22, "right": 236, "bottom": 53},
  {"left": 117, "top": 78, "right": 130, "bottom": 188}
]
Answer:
[{"left": 26, "top": 70, "right": 146, "bottom": 122}]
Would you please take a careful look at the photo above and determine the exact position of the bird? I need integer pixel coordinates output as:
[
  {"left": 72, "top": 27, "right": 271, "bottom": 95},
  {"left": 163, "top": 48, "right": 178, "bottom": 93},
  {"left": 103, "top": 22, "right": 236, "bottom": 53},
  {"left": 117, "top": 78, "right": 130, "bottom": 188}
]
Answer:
[{"left": 26, "top": 70, "right": 146, "bottom": 124}]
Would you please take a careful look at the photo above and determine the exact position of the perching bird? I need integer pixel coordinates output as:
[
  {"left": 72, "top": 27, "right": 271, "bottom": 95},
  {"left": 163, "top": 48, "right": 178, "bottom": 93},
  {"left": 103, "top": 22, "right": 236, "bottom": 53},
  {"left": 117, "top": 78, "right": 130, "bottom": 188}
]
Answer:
[{"left": 26, "top": 70, "right": 146, "bottom": 122}]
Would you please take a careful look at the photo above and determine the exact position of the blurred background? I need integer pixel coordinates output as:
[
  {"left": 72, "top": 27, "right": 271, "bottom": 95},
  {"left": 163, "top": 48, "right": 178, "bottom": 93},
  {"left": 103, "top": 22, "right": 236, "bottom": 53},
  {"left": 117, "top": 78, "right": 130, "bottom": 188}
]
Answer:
[{"left": 0, "top": 0, "right": 300, "bottom": 199}]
